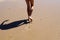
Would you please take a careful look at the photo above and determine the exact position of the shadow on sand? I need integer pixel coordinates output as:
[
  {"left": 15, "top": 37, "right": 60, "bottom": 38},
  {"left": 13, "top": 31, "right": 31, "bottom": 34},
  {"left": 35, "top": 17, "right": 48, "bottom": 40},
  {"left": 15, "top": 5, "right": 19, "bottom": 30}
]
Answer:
[{"left": 0, "top": 19, "right": 30, "bottom": 30}]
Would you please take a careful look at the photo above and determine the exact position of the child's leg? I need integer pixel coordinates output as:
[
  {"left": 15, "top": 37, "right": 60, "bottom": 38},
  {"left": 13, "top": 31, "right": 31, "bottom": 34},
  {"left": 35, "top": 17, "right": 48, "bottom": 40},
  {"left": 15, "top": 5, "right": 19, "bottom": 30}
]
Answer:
[
  {"left": 25, "top": 0, "right": 34, "bottom": 22},
  {"left": 30, "top": 0, "right": 34, "bottom": 10},
  {"left": 25, "top": 0, "right": 31, "bottom": 18},
  {"left": 28, "top": 0, "right": 34, "bottom": 22}
]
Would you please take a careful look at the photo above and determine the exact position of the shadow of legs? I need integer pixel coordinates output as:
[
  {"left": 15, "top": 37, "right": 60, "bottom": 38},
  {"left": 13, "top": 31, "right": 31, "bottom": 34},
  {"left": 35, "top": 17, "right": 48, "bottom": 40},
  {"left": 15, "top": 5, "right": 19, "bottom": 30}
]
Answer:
[{"left": 0, "top": 19, "right": 30, "bottom": 30}]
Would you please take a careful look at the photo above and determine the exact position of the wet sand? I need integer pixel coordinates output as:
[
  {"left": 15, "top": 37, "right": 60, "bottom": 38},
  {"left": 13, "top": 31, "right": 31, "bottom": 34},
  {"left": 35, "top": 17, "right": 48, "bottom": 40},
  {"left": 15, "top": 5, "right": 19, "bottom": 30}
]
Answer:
[{"left": 0, "top": 0, "right": 60, "bottom": 40}]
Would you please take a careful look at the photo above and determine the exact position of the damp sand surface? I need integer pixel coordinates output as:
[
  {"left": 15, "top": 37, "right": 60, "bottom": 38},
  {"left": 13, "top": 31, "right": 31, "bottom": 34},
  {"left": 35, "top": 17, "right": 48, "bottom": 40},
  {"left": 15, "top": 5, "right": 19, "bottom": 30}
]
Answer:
[{"left": 0, "top": 0, "right": 60, "bottom": 40}]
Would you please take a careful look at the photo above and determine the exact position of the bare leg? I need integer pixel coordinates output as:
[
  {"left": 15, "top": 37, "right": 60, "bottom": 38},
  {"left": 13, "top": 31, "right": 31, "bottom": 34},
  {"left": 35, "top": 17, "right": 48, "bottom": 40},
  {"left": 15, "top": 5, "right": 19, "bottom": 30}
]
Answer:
[
  {"left": 29, "top": 0, "right": 34, "bottom": 21},
  {"left": 29, "top": 0, "right": 34, "bottom": 16},
  {"left": 25, "top": 0, "right": 34, "bottom": 22}
]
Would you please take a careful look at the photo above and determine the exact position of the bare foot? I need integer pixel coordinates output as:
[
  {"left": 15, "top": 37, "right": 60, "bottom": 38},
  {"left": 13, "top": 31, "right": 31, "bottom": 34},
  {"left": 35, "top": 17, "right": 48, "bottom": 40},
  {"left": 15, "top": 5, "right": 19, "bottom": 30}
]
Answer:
[{"left": 28, "top": 17, "right": 32, "bottom": 22}]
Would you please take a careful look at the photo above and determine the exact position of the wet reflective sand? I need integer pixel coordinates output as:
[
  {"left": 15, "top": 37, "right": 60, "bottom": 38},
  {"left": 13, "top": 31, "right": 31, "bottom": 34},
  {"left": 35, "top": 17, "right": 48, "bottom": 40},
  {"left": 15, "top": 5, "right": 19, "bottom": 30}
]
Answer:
[{"left": 0, "top": 0, "right": 60, "bottom": 40}]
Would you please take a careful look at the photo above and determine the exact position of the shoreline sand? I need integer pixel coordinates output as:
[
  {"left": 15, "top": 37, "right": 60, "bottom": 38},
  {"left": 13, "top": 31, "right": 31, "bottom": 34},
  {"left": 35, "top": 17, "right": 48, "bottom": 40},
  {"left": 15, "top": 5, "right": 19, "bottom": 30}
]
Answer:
[{"left": 0, "top": 0, "right": 60, "bottom": 40}]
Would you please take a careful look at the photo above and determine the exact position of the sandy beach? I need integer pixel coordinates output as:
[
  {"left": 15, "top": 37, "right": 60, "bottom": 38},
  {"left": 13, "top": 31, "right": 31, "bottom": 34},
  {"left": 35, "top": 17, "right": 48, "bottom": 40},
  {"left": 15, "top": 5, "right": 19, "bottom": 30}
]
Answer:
[{"left": 0, "top": 0, "right": 60, "bottom": 40}]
